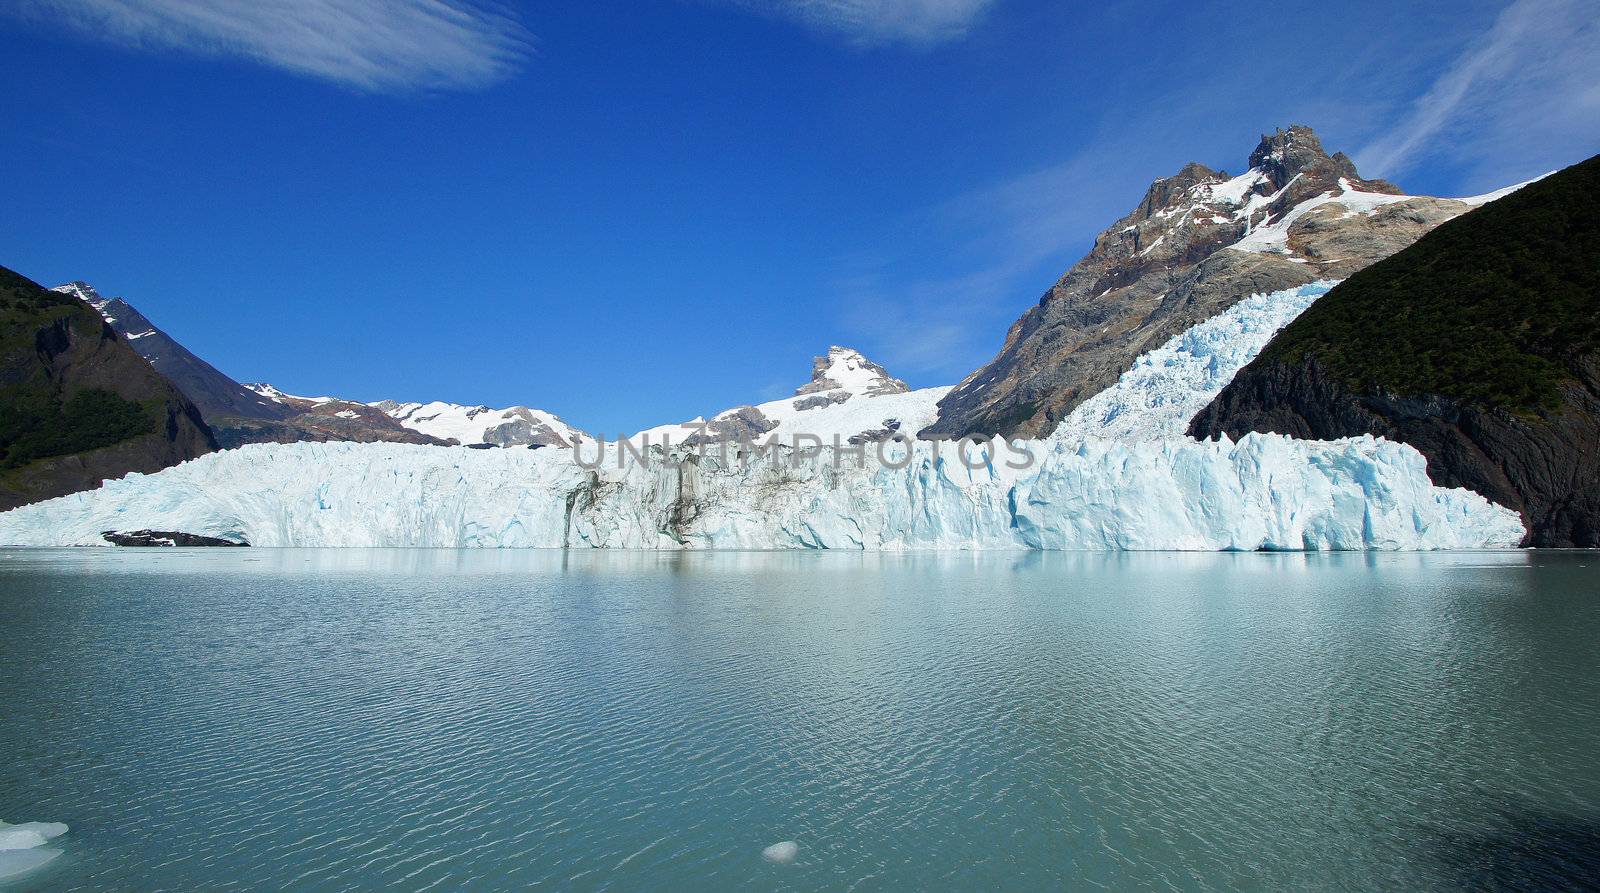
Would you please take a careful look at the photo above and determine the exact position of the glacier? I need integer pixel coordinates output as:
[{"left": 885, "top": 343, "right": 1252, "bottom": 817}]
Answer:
[
  {"left": 0, "top": 284, "right": 1527, "bottom": 550},
  {"left": 0, "top": 434, "right": 1522, "bottom": 551},
  {"left": 1053, "top": 281, "right": 1334, "bottom": 442}
]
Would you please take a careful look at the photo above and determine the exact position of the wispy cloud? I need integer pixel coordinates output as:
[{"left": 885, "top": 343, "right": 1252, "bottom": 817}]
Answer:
[
  {"left": 1358, "top": 0, "right": 1600, "bottom": 182},
  {"left": 729, "top": 0, "right": 995, "bottom": 46},
  {"left": 833, "top": 150, "right": 1145, "bottom": 378},
  {"left": 17, "top": 0, "right": 532, "bottom": 91}
]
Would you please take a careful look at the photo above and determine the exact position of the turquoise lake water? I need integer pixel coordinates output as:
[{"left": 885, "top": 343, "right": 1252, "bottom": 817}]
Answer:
[{"left": 2, "top": 548, "right": 1598, "bottom": 890}]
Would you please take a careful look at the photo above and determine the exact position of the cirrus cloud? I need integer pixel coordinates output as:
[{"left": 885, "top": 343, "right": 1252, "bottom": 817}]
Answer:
[
  {"left": 14, "top": 0, "right": 532, "bottom": 91},
  {"left": 730, "top": 0, "right": 996, "bottom": 46},
  {"left": 1357, "top": 0, "right": 1600, "bottom": 182}
]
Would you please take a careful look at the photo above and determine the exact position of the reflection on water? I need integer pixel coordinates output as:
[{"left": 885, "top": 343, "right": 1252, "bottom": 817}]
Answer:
[{"left": 1, "top": 548, "right": 1596, "bottom": 890}]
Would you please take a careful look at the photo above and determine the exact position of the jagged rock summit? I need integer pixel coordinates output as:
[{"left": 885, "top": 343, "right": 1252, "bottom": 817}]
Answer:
[{"left": 922, "top": 124, "right": 1479, "bottom": 440}]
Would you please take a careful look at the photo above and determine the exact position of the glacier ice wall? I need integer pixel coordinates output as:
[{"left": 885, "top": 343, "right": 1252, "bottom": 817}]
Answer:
[
  {"left": 0, "top": 435, "right": 1523, "bottom": 550},
  {"left": 0, "top": 282, "right": 1526, "bottom": 550}
]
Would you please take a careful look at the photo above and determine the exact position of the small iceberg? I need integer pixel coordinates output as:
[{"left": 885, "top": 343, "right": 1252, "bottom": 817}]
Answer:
[
  {"left": 0, "top": 820, "right": 68, "bottom": 885},
  {"left": 762, "top": 840, "right": 798, "bottom": 864}
]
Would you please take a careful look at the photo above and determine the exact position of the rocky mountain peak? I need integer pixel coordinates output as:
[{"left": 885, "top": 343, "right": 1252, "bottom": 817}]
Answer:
[
  {"left": 1135, "top": 162, "right": 1226, "bottom": 219},
  {"left": 1248, "top": 124, "right": 1400, "bottom": 195},
  {"left": 1248, "top": 125, "right": 1330, "bottom": 183},
  {"left": 794, "top": 346, "right": 910, "bottom": 398},
  {"left": 52, "top": 280, "right": 105, "bottom": 308}
]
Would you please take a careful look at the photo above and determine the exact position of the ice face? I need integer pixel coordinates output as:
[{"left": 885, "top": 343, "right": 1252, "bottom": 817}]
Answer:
[
  {"left": 0, "top": 283, "right": 1528, "bottom": 551},
  {"left": 0, "top": 432, "right": 1524, "bottom": 550}
]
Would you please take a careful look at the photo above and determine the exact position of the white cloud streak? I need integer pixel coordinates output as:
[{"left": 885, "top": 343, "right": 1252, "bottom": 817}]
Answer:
[
  {"left": 1359, "top": 0, "right": 1600, "bottom": 181},
  {"left": 833, "top": 151, "right": 1142, "bottom": 377},
  {"left": 732, "top": 0, "right": 995, "bottom": 46},
  {"left": 18, "top": 0, "right": 532, "bottom": 91}
]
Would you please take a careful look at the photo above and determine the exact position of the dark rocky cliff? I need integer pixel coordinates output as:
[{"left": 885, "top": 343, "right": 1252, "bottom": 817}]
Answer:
[
  {"left": 0, "top": 266, "right": 216, "bottom": 511},
  {"left": 1191, "top": 154, "right": 1600, "bottom": 547}
]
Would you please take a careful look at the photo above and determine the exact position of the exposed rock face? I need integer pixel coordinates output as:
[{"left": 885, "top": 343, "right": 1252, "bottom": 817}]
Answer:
[
  {"left": 683, "top": 406, "right": 778, "bottom": 446},
  {"left": 482, "top": 408, "right": 584, "bottom": 448},
  {"left": 847, "top": 419, "right": 901, "bottom": 445},
  {"left": 1191, "top": 154, "right": 1600, "bottom": 547},
  {"left": 102, "top": 529, "right": 247, "bottom": 546},
  {"left": 221, "top": 385, "right": 450, "bottom": 449},
  {"left": 792, "top": 392, "right": 852, "bottom": 411},
  {"left": 1, "top": 267, "right": 216, "bottom": 511},
  {"left": 924, "top": 125, "right": 1477, "bottom": 439},
  {"left": 52, "top": 282, "right": 293, "bottom": 422}
]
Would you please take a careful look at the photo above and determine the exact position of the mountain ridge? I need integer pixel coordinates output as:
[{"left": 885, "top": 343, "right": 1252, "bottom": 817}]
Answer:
[
  {"left": 921, "top": 124, "right": 1490, "bottom": 440},
  {"left": 51, "top": 282, "right": 293, "bottom": 423}
]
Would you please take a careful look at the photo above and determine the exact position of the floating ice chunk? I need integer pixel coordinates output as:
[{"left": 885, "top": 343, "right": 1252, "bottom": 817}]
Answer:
[
  {"left": 762, "top": 840, "right": 798, "bottom": 864},
  {"left": 0, "top": 822, "right": 68, "bottom": 846},
  {"left": 0, "top": 821, "right": 67, "bottom": 884},
  {"left": 0, "top": 829, "right": 46, "bottom": 851}
]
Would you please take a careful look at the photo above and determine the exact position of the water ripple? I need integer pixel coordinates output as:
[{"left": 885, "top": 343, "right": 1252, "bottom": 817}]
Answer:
[{"left": 0, "top": 549, "right": 1597, "bottom": 890}]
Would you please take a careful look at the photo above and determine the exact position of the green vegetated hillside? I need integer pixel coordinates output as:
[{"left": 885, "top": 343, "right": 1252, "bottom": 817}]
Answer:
[
  {"left": 0, "top": 266, "right": 216, "bottom": 511},
  {"left": 1255, "top": 154, "right": 1599, "bottom": 413},
  {"left": 1192, "top": 153, "right": 1600, "bottom": 546}
]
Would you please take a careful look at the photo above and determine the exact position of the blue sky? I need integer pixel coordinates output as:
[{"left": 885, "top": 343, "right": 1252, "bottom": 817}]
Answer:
[{"left": 2, "top": 0, "right": 1597, "bottom": 434}]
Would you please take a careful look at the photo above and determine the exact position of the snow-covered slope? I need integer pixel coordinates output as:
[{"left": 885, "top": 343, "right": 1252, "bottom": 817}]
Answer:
[
  {"left": 242, "top": 382, "right": 341, "bottom": 406},
  {"left": 629, "top": 346, "right": 950, "bottom": 447},
  {"left": 375, "top": 400, "right": 590, "bottom": 449},
  {"left": 244, "top": 384, "right": 589, "bottom": 449},
  {"left": 1229, "top": 179, "right": 1414, "bottom": 255}
]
